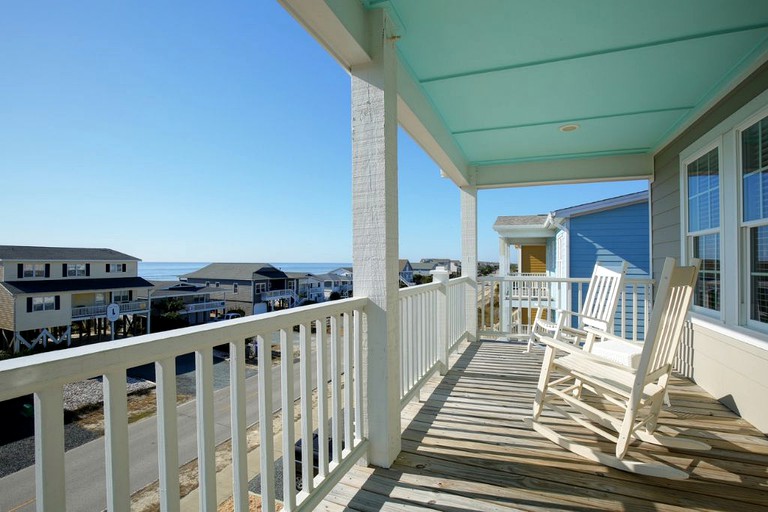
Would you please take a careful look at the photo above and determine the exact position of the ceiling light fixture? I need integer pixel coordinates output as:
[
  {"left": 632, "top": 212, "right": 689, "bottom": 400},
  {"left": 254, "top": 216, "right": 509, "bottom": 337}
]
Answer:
[{"left": 559, "top": 123, "right": 580, "bottom": 132}]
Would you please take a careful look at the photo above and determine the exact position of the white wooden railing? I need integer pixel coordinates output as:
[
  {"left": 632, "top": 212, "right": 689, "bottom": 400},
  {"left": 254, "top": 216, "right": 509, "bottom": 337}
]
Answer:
[
  {"left": 478, "top": 275, "right": 654, "bottom": 342},
  {"left": 71, "top": 300, "right": 149, "bottom": 319},
  {"left": 398, "top": 275, "right": 471, "bottom": 409},
  {"left": 0, "top": 297, "right": 368, "bottom": 512},
  {"left": 184, "top": 300, "right": 226, "bottom": 313}
]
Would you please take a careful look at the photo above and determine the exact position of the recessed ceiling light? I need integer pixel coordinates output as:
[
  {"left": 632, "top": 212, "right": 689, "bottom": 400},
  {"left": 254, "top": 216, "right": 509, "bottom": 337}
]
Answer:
[{"left": 559, "top": 124, "right": 580, "bottom": 132}]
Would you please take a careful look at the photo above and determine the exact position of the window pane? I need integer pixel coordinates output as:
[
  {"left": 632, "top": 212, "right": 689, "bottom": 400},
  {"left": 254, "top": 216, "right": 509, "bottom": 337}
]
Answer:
[
  {"left": 693, "top": 233, "right": 720, "bottom": 311},
  {"left": 688, "top": 148, "right": 720, "bottom": 232},
  {"left": 743, "top": 115, "right": 768, "bottom": 222},
  {"left": 751, "top": 226, "right": 768, "bottom": 323}
]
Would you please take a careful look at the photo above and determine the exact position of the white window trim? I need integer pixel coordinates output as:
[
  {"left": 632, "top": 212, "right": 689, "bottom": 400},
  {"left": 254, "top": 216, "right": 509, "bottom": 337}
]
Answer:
[
  {"left": 679, "top": 139, "right": 724, "bottom": 319},
  {"left": 676, "top": 88, "right": 768, "bottom": 343}
]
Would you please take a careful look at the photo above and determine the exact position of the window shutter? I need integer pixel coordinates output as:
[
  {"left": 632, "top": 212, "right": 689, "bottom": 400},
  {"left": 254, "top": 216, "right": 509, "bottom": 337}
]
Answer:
[
  {"left": 106, "top": 264, "right": 110, "bottom": 273},
  {"left": 55, "top": 296, "right": 60, "bottom": 310},
  {"left": 62, "top": 264, "right": 67, "bottom": 276},
  {"left": 122, "top": 263, "right": 126, "bottom": 272},
  {"left": 85, "top": 263, "right": 90, "bottom": 276},
  {"left": 129, "top": 290, "right": 133, "bottom": 301},
  {"left": 17, "top": 264, "right": 23, "bottom": 279},
  {"left": 45, "top": 264, "right": 50, "bottom": 278},
  {"left": 27, "top": 297, "right": 32, "bottom": 312}
]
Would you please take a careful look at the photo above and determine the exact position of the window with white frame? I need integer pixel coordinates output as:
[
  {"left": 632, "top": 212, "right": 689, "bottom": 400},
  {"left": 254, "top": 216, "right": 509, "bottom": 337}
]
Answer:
[
  {"left": 68, "top": 263, "right": 86, "bottom": 277},
  {"left": 32, "top": 296, "right": 56, "bottom": 311},
  {"left": 685, "top": 147, "right": 721, "bottom": 312},
  {"left": 741, "top": 114, "right": 768, "bottom": 325},
  {"left": 108, "top": 263, "right": 124, "bottom": 273},
  {"left": 112, "top": 289, "right": 130, "bottom": 302},
  {"left": 23, "top": 264, "right": 45, "bottom": 278}
]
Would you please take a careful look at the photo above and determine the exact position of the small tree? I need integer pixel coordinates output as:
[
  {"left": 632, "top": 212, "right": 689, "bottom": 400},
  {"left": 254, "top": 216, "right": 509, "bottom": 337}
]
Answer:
[{"left": 328, "top": 291, "right": 341, "bottom": 301}]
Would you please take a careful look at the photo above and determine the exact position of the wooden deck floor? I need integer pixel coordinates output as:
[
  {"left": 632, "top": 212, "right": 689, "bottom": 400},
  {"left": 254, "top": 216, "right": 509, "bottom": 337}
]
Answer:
[{"left": 319, "top": 340, "right": 768, "bottom": 511}]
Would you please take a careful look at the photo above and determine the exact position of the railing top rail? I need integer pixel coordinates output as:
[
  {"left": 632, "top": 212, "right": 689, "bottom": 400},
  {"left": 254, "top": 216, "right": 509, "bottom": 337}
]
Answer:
[
  {"left": 0, "top": 296, "right": 369, "bottom": 402},
  {"left": 479, "top": 275, "right": 654, "bottom": 286},
  {"left": 447, "top": 276, "right": 472, "bottom": 286},
  {"left": 398, "top": 280, "right": 442, "bottom": 298}
]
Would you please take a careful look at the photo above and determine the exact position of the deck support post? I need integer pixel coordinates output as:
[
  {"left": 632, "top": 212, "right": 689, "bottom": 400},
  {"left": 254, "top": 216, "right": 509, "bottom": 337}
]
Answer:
[
  {"left": 351, "top": 8, "right": 400, "bottom": 468},
  {"left": 499, "top": 237, "right": 511, "bottom": 332},
  {"left": 462, "top": 186, "right": 478, "bottom": 341},
  {"left": 431, "top": 267, "right": 450, "bottom": 374}
]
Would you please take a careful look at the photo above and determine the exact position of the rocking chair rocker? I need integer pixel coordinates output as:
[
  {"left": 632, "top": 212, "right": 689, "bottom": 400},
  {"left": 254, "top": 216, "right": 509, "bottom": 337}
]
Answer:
[{"left": 526, "top": 257, "right": 709, "bottom": 480}]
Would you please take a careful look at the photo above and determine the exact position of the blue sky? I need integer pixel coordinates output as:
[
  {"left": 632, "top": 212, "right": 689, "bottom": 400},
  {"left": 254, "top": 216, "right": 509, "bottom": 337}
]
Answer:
[{"left": 1, "top": 1, "right": 646, "bottom": 263}]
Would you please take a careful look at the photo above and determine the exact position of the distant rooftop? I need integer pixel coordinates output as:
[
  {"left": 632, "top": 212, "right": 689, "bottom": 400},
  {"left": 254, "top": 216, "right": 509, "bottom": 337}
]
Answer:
[
  {"left": 181, "top": 263, "right": 286, "bottom": 282},
  {"left": 0, "top": 245, "right": 140, "bottom": 261}
]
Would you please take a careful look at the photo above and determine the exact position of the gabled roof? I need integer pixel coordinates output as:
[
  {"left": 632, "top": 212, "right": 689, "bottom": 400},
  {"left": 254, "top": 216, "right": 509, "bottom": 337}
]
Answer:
[
  {"left": 399, "top": 259, "right": 411, "bottom": 271},
  {"left": 553, "top": 190, "right": 648, "bottom": 219},
  {"left": 0, "top": 245, "right": 140, "bottom": 261},
  {"left": 411, "top": 262, "right": 438, "bottom": 272},
  {"left": 0, "top": 277, "right": 153, "bottom": 296},
  {"left": 180, "top": 263, "right": 287, "bottom": 282}
]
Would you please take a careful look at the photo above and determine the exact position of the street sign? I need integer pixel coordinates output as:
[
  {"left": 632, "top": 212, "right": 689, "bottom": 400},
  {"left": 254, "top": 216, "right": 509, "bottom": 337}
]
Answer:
[{"left": 106, "top": 303, "right": 120, "bottom": 322}]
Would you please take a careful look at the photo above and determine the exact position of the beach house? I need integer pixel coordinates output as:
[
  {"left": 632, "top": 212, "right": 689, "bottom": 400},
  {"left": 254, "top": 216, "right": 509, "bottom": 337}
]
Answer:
[
  {"left": 3, "top": 3, "right": 768, "bottom": 511},
  {"left": 0, "top": 245, "right": 152, "bottom": 352},
  {"left": 493, "top": 191, "right": 651, "bottom": 336}
]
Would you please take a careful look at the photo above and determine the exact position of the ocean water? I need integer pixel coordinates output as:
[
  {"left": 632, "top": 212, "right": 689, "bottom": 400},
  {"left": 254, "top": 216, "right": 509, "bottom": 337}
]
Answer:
[{"left": 138, "top": 262, "right": 352, "bottom": 281}]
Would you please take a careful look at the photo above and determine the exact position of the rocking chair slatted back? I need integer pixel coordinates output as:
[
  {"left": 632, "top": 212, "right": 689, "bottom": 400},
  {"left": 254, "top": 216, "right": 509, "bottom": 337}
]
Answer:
[
  {"left": 579, "top": 262, "right": 628, "bottom": 331},
  {"left": 637, "top": 259, "right": 700, "bottom": 383}
]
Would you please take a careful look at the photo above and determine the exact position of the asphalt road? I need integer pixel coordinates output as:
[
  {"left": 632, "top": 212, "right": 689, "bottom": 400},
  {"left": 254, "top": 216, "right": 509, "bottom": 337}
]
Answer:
[{"left": 0, "top": 342, "right": 313, "bottom": 512}]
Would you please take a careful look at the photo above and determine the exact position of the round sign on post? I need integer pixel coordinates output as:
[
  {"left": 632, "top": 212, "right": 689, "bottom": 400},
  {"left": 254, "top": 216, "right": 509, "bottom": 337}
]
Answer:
[{"left": 106, "top": 303, "right": 120, "bottom": 322}]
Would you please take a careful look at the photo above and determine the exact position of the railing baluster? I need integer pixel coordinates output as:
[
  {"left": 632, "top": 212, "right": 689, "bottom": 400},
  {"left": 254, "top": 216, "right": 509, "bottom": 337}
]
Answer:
[
  {"left": 315, "top": 319, "right": 329, "bottom": 478},
  {"left": 354, "top": 309, "right": 363, "bottom": 443},
  {"left": 632, "top": 284, "right": 639, "bottom": 341},
  {"left": 156, "top": 357, "right": 180, "bottom": 512},
  {"left": 230, "top": 339, "right": 249, "bottom": 512},
  {"left": 343, "top": 312, "right": 353, "bottom": 453},
  {"left": 330, "top": 315, "right": 342, "bottom": 465},
  {"left": 34, "top": 385, "right": 65, "bottom": 512},
  {"left": 257, "top": 335, "right": 275, "bottom": 512},
  {"left": 621, "top": 289, "right": 627, "bottom": 338},
  {"left": 104, "top": 369, "right": 130, "bottom": 512},
  {"left": 280, "top": 328, "right": 297, "bottom": 510},
  {"left": 196, "top": 346, "right": 217, "bottom": 511},
  {"left": 299, "top": 323, "right": 313, "bottom": 495}
]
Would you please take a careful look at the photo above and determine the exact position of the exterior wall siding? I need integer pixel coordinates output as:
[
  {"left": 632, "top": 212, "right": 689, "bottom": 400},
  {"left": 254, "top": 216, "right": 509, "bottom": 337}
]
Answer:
[
  {"left": 569, "top": 202, "right": 650, "bottom": 338},
  {"left": 652, "top": 61, "right": 768, "bottom": 434}
]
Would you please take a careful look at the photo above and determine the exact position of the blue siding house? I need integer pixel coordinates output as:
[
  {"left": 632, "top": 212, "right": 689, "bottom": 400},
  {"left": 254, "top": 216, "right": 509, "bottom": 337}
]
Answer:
[{"left": 494, "top": 191, "right": 650, "bottom": 338}]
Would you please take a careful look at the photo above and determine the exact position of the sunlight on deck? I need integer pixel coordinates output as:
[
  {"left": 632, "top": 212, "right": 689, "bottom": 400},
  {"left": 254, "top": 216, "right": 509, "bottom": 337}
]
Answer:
[{"left": 320, "top": 340, "right": 768, "bottom": 511}]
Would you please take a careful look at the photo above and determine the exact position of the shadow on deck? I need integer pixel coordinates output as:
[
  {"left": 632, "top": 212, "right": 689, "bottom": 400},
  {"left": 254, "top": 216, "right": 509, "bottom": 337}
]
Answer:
[{"left": 320, "top": 339, "right": 768, "bottom": 511}]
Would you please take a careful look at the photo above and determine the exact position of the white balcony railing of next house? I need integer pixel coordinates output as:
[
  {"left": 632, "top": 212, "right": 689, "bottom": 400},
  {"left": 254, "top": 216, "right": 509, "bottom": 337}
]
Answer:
[
  {"left": 0, "top": 275, "right": 472, "bottom": 511},
  {"left": 184, "top": 300, "right": 226, "bottom": 313},
  {"left": 478, "top": 274, "right": 654, "bottom": 342},
  {"left": 71, "top": 300, "right": 149, "bottom": 320}
]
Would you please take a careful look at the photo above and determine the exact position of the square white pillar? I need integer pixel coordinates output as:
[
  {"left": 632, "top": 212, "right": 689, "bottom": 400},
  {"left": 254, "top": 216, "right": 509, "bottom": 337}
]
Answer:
[
  {"left": 351, "top": 9, "right": 400, "bottom": 468},
  {"left": 461, "top": 186, "right": 478, "bottom": 340}
]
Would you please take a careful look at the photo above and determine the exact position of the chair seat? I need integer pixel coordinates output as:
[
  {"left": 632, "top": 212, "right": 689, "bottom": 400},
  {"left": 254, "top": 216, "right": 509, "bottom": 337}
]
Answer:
[
  {"left": 555, "top": 353, "right": 662, "bottom": 400},
  {"left": 591, "top": 340, "right": 642, "bottom": 368}
]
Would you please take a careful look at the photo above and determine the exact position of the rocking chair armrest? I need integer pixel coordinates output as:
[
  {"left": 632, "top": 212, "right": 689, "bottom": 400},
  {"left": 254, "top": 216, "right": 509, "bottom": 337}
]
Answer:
[{"left": 537, "top": 334, "right": 638, "bottom": 372}]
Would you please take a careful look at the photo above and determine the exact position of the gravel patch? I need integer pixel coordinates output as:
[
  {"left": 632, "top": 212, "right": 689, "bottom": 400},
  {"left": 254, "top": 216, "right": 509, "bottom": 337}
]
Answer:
[{"left": 63, "top": 376, "right": 156, "bottom": 411}]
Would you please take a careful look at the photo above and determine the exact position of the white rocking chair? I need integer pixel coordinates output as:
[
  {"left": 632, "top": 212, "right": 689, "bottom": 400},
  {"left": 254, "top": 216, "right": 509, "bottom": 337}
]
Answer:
[
  {"left": 527, "top": 261, "right": 628, "bottom": 352},
  {"left": 526, "top": 257, "right": 709, "bottom": 480}
]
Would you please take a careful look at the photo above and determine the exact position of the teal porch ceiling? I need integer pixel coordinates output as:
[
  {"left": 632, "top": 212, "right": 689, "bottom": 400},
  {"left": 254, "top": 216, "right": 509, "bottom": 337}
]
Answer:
[{"left": 365, "top": 0, "right": 768, "bottom": 173}]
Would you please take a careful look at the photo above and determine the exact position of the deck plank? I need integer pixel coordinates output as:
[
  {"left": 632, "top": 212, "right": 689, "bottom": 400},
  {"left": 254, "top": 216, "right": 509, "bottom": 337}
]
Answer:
[{"left": 319, "top": 340, "right": 768, "bottom": 511}]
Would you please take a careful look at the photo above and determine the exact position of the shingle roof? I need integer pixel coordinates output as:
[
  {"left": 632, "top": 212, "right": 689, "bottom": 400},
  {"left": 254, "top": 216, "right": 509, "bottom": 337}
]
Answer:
[
  {"left": 493, "top": 215, "right": 548, "bottom": 227},
  {"left": 180, "top": 263, "right": 287, "bottom": 282},
  {"left": 0, "top": 245, "right": 140, "bottom": 261},
  {"left": 0, "top": 277, "right": 153, "bottom": 296},
  {"left": 146, "top": 280, "right": 228, "bottom": 299},
  {"left": 411, "top": 262, "right": 438, "bottom": 271}
]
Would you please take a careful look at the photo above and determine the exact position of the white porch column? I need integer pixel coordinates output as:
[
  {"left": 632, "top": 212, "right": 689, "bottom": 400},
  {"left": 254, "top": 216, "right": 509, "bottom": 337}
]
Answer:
[
  {"left": 499, "top": 237, "right": 510, "bottom": 331},
  {"left": 351, "top": 9, "right": 400, "bottom": 467},
  {"left": 461, "top": 186, "right": 478, "bottom": 341}
]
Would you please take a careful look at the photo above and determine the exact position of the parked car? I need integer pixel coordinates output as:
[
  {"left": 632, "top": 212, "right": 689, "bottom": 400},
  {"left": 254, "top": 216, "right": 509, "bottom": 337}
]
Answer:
[{"left": 294, "top": 432, "right": 344, "bottom": 491}]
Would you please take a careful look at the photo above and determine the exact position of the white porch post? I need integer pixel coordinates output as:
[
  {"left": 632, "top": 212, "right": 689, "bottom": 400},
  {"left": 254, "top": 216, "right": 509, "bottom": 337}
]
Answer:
[
  {"left": 351, "top": 9, "right": 400, "bottom": 467},
  {"left": 461, "top": 186, "right": 478, "bottom": 341},
  {"left": 499, "top": 237, "right": 510, "bottom": 331}
]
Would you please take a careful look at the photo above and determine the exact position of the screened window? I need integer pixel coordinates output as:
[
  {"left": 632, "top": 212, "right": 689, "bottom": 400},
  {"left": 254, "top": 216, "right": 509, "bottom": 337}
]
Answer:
[
  {"left": 113, "top": 290, "right": 130, "bottom": 302},
  {"left": 742, "top": 115, "right": 768, "bottom": 324},
  {"left": 68, "top": 264, "right": 86, "bottom": 277},
  {"left": 23, "top": 264, "right": 45, "bottom": 278},
  {"left": 687, "top": 147, "right": 720, "bottom": 311},
  {"left": 33, "top": 296, "right": 55, "bottom": 312}
]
